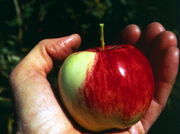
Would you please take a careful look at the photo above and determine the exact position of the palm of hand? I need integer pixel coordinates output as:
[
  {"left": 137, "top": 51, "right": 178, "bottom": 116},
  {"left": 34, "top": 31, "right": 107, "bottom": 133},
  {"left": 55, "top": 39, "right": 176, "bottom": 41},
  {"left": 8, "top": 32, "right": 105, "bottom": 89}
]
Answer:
[{"left": 10, "top": 22, "right": 179, "bottom": 134}]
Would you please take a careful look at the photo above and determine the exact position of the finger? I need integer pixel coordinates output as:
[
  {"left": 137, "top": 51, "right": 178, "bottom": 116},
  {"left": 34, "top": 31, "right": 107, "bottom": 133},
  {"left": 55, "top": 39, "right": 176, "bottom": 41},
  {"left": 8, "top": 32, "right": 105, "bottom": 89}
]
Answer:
[
  {"left": 148, "top": 31, "right": 178, "bottom": 105},
  {"left": 44, "top": 34, "right": 81, "bottom": 61},
  {"left": 138, "top": 22, "right": 165, "bottom": 52},
  {"left": 10, "top": 34, "right": 81, "bottom": 133},
  {"left": 19, "top": 34, "right": 81, "bottom": 76},
  {"left": 140, "top": 30, "right": 179, "bottom": 132},
  {"left": 149, "top": 31, "right": 177, "bottom": 65},
  {"left": 141, "top": 100, "right": 162, "bottom": 132},
  {"left": 151, "top": 31, "right": 177, "bottom": 50},
  {"left": 104, "top": 122, "right": 145, "bottom": 134},
  {"left": 119, "top": 24, "right": 141, "bottom": 45},
  {"left": 154, "top": 47, "right": 179, "bottom": 106},
  {"left": 128, "top": 122, "right": 145, "bottom": 134},
  {"left": 142, "top": 47, "right": 179, "bottom": 132}
]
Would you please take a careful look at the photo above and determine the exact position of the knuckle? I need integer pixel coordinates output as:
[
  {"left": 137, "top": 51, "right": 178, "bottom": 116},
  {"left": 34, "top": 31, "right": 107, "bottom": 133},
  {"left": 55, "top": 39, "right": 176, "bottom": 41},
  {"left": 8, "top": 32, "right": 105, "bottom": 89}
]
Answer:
[
  {"left": 38, "top": 39, "right": 50, "bottom": 46},
  {"left": 9, "top": 65, "right": 20, "bottom": 86}
]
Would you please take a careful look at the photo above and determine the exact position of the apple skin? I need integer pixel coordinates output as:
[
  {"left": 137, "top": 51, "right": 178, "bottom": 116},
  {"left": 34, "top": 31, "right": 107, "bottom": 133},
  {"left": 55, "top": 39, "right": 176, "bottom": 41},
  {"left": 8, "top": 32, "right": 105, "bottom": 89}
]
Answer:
[{"left": 58, "top": 44, "right": 154, "bottom": 132}]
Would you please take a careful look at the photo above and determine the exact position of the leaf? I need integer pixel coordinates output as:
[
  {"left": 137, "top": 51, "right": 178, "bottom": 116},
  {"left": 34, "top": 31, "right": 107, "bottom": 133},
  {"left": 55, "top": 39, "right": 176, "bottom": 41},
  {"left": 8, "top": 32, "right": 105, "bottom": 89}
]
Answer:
[
  {"left": 0, "top": 87, "right": 5, "bottom": 93},
  {"left": 0, "top": 97, "right": 12, "bottom": 108},
  {"left": 22, "top": 3, "right": 34, "bottom": 19},
  {"left": 4, "top": 18, "right": 19, "bottom": 27},
  {"left": 8, "top": 115, "right": 14, "bottom": 134},
  {"left": 120, "top": 0, "right": 127, "bottom": 6}
]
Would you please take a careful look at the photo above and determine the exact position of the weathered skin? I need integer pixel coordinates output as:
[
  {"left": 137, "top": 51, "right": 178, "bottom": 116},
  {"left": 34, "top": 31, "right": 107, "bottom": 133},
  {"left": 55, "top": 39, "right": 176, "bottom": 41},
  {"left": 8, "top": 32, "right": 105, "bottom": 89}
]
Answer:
[{"left": 58, "top": 45, "right": 154, "bottom": 132}]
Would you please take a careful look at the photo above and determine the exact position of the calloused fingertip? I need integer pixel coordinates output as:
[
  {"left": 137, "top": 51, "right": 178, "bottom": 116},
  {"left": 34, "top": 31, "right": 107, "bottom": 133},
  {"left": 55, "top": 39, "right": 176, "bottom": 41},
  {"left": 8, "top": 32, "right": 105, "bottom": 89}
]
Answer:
[
  {"left": 146, "top": 22, "right": 165, "bottom": 31},
  {"left": 63, "top": 34, "right": 81, "bottom": 51},
  {"left": 68, "top": 34, "right": 82, "bottom": 50},
  {"left": 120, "top": 24, "right": 141, "bottom": 45},
  {"left": 71, "top": 34, "right": 81, "bottom": 43},
  {"left": 160, "top": 31, "right": 177, "bottom": 46},
  {"left": 152, "top": 31, "right": 178, "bottom": 52},
  {"left": 127, "top": 24, "right": 140, "bottom": 32},
  {"left": 142, "top": 22, "right": 165, "bottom": 42},
  {"left": 138, "top": 22, "right": 166, "bottom": 53}
]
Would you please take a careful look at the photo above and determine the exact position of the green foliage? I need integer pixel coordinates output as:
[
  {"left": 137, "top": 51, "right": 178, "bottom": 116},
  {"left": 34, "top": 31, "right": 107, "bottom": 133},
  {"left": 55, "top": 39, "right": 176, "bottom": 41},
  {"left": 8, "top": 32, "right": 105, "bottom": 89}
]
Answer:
[{"left": 0, "top": 0, "right": 179, "bottom": 133}]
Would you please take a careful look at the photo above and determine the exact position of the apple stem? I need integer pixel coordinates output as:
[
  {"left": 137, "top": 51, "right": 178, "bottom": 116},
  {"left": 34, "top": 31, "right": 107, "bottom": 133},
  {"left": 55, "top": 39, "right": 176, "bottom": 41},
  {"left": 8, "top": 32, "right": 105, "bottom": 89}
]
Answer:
[{"left": 100, "top": 23, "right": 105, "bottom": 50}]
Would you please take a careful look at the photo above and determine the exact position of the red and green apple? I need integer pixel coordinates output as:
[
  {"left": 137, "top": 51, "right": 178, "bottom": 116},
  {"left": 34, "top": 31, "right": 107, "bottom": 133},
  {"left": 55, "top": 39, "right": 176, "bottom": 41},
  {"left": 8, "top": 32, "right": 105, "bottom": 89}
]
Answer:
[{"left": 58, "top": 24, "right": 154, "bottom": 132}]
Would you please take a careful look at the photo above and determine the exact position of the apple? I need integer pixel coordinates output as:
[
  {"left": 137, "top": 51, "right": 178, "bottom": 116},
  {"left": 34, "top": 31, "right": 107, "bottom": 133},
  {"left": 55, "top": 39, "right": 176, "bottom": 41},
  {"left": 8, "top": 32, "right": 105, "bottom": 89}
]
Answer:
[{"left": 58, "top": 24, "right": 154, "bottom": 132}]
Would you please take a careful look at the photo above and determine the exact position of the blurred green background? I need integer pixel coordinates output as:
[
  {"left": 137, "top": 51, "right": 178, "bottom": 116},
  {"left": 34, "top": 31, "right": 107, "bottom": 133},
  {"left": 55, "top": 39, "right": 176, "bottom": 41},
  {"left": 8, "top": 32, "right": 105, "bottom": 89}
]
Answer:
[{"left": 0, "top": 0, "right": 179, "bottom": 133}]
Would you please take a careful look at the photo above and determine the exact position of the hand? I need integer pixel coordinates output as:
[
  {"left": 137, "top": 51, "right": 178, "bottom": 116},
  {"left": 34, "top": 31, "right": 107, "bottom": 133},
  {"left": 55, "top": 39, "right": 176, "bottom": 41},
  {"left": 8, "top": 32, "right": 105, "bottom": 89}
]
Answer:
[
  {"left": 10, "top": 34, "right": 82, "bottom": 134},
  {"left": 9, "top": 22, "right": 179, "bottom": 134},
  {"left": 118, "top": 22, "right": 179, "bottom": 134}
]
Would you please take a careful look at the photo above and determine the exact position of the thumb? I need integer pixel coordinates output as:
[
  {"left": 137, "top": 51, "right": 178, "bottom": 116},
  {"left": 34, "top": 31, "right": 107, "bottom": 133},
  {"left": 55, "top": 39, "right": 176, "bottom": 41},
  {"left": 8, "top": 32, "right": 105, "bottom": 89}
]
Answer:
[
  {"left": 44, "top": 34, "right": 81, "bottom": 61},
  {"left": 12, "top": 34, "right": 81, "bottom": 77},
  {"left": 9, "top": 34, "right": 81, "bottom": 133}
]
